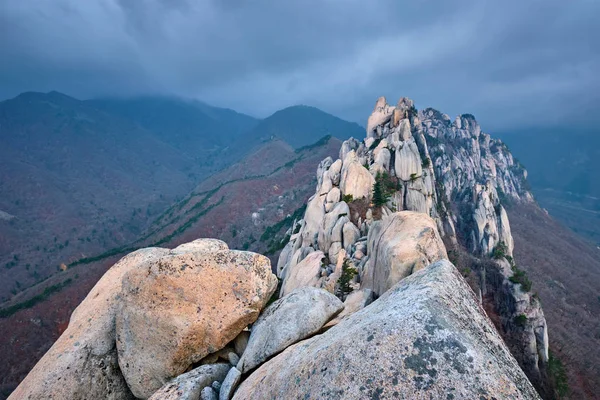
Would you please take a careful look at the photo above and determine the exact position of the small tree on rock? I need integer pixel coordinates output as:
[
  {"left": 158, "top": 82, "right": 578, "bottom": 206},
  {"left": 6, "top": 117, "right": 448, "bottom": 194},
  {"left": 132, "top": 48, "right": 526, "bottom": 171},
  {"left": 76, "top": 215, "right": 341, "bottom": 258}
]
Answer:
[{"left": 337, "top": 259, "right": 358, "bottom": 300}]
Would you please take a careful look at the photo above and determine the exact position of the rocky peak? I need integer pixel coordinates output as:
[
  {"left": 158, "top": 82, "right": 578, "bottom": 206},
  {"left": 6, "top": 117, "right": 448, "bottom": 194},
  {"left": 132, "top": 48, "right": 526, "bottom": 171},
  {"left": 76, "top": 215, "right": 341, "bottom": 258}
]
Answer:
[
  {"left": 277, "top": 95, "right": 548, "bottom": 393},
  {"left": 10, "top": 97, "right": 549, "bottom": 400}
]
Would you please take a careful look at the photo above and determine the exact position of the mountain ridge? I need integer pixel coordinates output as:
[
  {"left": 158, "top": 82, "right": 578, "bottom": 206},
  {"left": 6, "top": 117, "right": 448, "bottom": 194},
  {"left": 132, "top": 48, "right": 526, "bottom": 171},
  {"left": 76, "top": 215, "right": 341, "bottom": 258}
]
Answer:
[{"left": 242, "top": 104, "right": 365, "bottom": 149}]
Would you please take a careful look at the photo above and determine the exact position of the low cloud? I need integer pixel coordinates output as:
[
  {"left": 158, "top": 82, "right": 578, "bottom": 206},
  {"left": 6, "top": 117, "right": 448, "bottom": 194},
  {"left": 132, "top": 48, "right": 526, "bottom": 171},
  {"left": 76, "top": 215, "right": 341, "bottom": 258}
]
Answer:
[{"left": 1, "top": 0, "right": 598, "bottom": 131}]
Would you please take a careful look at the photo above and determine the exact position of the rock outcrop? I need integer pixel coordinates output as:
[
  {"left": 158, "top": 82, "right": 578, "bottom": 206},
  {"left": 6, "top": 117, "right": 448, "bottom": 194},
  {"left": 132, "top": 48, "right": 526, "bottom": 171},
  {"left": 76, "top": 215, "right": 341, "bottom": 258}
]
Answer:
[
  {"left": 234, "top": 260, "right": 541, "bottom": 400},
  {"left": 237, "top": 287, "right": 343, "bottom": 373},
  {"left": 339, "top": 151, "right": 374, "bottom": 200},
  {"left": 116, "top": 249, "right": 277, "bottom": 398},
  {"left": 362, "top": 211, "right": 447, "bottom": 296},
  {"left": 10, "top": 239, "right": 277, "bottom": 400},
  {"left": 279, "top": 250, "right": 324, "bottom": 297},
  {"left": 12, "top": 95, "right": 551, "bottom": 400},
  {"left": 8, "top": 247, "right": 169, "bottom": 400},
  {"left": 276, "top": 95, "right": 549, "bottom": 393}
]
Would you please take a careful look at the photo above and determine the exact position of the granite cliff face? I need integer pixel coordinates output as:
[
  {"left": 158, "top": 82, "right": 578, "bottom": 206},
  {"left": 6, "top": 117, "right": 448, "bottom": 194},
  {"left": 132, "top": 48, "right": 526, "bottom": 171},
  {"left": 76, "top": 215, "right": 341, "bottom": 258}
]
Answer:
[{"left": 278, "top": 96, "right": 549, "bottom": 392}]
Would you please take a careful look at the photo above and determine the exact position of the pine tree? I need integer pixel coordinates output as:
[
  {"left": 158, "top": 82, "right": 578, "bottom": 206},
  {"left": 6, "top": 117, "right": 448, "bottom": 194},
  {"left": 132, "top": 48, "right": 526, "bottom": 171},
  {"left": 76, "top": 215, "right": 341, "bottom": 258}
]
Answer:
[
  {"left": 373, "top": 171, "right": 389, "bottom": 207},
  {"left": 337, "top": 259, "right": 357, "bottom": 299}
]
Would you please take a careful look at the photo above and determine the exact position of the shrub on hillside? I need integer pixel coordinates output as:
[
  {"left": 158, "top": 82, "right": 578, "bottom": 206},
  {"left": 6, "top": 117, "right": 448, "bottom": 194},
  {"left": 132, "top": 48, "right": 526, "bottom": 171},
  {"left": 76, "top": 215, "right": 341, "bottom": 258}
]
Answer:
[{"left": 509, "top": 266, "right": 532, "bottom": 292}]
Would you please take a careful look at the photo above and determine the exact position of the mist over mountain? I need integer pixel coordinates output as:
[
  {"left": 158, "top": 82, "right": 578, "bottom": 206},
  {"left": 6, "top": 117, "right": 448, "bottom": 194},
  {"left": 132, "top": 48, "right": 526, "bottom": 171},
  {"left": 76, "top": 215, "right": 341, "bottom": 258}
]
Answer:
[
  {"left": 0, "top": 91, "right": 367, "bottom": 305},
  {"left": 499, "top": 128, "right": 600, "bottom": 244},
  {"left": 87, "top": 96, "right": 259, "bottom": 159},
  {"left": 243, "top": 105, "right": 365, "bottom": 149}
]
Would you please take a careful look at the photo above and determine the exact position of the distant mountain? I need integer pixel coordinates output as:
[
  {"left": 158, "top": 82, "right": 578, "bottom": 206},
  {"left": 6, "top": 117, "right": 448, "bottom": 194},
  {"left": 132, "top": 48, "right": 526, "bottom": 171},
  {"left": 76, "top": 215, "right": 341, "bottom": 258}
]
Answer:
[
  {"left": 498, "top": 128, "right": 599, "bottom": 197},
  {"left": 87, "top": 96, "right": 259, "bottom": 160},
  {"left": 498, "top": 128, "right": 600, "bottom": 244},
  {"left": 0, "top": 91, "right": 203, "bottom": 302},
  {"left": 243, "top": 105, "right": 364, "bottom": 149},
  {"left": 0, "top": 92, "right": 265, "bottom": 304}
]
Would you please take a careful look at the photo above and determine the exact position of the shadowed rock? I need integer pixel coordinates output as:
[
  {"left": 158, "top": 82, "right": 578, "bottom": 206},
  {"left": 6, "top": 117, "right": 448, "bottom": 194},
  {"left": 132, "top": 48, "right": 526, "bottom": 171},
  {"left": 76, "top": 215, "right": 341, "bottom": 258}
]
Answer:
[
  {"left": 362, "top": 211, "right": 447, "bottom": 296},
  {"left": 148, "top": 364, "right": 230, "bottom": 400}
]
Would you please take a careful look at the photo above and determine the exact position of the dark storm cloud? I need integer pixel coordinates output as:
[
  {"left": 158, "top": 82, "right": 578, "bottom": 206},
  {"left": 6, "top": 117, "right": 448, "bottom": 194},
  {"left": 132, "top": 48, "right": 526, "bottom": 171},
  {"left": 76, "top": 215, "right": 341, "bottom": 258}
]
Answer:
[{"left": 1, "top": 0, "right": 598, "bottom": 130}]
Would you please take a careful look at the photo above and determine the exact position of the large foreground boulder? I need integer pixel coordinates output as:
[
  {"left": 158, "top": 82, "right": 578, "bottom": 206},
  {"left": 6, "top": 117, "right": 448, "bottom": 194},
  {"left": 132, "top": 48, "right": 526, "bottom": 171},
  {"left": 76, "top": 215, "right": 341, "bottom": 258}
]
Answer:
[
  {"left": 8, "top": 247, "right": 170, "bottom": 400},
  {"left": 234, "top": 260, "right": 540, "bottom": 399},
  {"left": 237, "top": 287, "right": 344, "bottom": 373},
  {"left": 9, "top": 239, "right": 278, "bottom": 400},
  {"left": 362, "top": 211, "right": 447, "bottom": 296},
  {"left": 117, "top": 250, "right": 278, "bottom": 398}
]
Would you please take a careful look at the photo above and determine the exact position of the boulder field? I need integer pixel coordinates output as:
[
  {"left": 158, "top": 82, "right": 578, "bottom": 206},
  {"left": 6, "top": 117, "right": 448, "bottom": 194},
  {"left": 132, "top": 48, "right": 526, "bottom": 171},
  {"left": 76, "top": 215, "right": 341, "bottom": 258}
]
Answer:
[{"left": 10, "top": 233, "right": 540, "bottom": 399}]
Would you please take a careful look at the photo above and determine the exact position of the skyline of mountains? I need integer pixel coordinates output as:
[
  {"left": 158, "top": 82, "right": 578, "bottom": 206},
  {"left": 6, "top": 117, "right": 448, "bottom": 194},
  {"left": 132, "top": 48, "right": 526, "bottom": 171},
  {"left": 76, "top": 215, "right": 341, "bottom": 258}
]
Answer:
[
  {"left": 1, "top": 90, "right": 597, "bottom": 306},
  {"left": 0, "top": 91, "right": 365, "bottom": 305},
  {"left": 0, "top": 90, "right": 598, "bottom": 399}
]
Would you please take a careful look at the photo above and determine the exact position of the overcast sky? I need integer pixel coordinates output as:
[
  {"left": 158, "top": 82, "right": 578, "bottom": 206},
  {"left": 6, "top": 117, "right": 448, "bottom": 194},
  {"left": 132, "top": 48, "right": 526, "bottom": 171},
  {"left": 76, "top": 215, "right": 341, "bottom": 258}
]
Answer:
[{"left": 1, "top": 0, "right": 598, "bottom": 131}]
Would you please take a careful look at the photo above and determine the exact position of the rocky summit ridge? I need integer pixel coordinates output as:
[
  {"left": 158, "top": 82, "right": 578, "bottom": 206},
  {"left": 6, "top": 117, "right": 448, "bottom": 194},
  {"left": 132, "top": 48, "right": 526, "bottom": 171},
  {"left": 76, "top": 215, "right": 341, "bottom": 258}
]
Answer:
[
  {"left": 277, "top": 96, "right": 548, "bottom": 391},
  {"left": 10, "top": 96, "right": 547, "bottom": 400}
]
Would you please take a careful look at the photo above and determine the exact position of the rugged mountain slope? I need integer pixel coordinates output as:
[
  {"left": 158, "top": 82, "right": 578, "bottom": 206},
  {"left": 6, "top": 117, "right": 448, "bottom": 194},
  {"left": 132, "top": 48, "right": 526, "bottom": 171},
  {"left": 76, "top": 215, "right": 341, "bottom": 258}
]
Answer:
[
  {"left": 0, "top": 136, "right": 340, "bottom": 398},
  {"left": 498, "top": 128, "right": 600, "bottom": 198},
  {"left": 0, "top": 91, "right": 204, "bottom": 303},
  {"left": 499, "top": 128, "right": 600, "bottom": 245},
  {"left": 277, "top": 96, "right": 553, "bottom": 396},
  {"left": 132, "top": 136, "right": 342, "bottom": 255},
  {"left": 87, "top": 96, "right": 259, "bottom": 162},
  {"left": 508, "top": 203, "right": 600, "bottom": 399},
  {"left": 242, "top": 105, "right": 364, "bottom": 149}
]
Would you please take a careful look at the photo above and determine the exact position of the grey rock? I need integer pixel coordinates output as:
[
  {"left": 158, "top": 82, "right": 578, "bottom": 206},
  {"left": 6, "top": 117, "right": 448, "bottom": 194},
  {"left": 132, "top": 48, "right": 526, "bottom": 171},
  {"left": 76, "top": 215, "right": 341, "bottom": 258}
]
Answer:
[
  {"left": 237, "top": 287, "right": 344, "bottom": 373},
  {"left": 149, "top": 364, "right": 230, "bottom": 400},
  {"left": 280, "top": 250, "right": 324, "bottom": 297},
  {"left": 339, "top": 151, "right": 374, "bottom": 200},
  {"left": 233, "top": 331, "right": 250, "bottom": 357},
  {"left": 200, "top": 387, "right": 218, "bottom": 400},
  {"left": 362, "top": 211, "right": 447, "bottom": 296},
  {"left": 394, "top": 138, "right": 422, "bottom": 181},
  {"left": 342, "top": 221, "right": 360, "bottom": 251},
  {"left": 322, "top": 288, "right": 374, "bottom": 329},
  {"left": 227, "top": 351, "right": 240, "bottom": 366},
  {"left": 234, "top": 261, "right": 541, "bottom": 400},
  {"left": 317, "top": 201, "right": 349, "bottom": 254},
  {"left": 227, "top": 352, "right": 240, "bottom": 366},
  {"left": 219, "top": 367, "right": 242, "bottom": 400},
  {"left": 328, "top": 159, "right": 343, "bottom": 185}
]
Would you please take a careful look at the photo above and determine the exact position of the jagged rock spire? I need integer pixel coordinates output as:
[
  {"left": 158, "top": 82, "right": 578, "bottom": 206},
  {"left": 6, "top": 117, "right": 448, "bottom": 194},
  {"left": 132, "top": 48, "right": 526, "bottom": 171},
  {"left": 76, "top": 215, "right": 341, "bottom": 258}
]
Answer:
[{"left": 277, "top": 95, "right": 547, "bottom": 392}]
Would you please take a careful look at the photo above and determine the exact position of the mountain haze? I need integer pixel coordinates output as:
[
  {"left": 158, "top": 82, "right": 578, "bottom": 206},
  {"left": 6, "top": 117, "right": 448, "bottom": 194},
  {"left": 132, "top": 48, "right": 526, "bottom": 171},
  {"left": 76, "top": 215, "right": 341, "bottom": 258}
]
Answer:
[
  {"left": 244, "top": 105, "right": 365, "bottom": 149},
  {"left": 87, "top": 96, "right": 259, "bottom": 161},
  {"left": 499, "top": 128, "right": 600, "bottom": 245}
]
